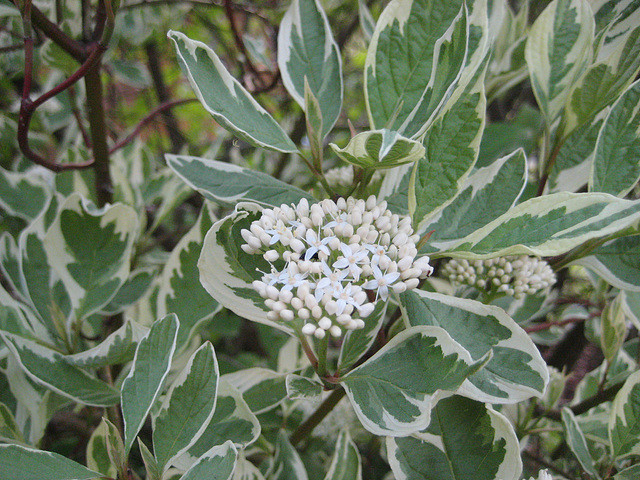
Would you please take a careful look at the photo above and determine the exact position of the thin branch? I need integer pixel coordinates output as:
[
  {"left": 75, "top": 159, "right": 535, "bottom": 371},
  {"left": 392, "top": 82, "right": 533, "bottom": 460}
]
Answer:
[
  {"left": 524, "top": 315, "right": 595, "bottom": 334},
  {"left": 109, "top": 98, "right": 197, "bottom": 154},
  {"left": 28, "top": 3, "right": 86, "bottom": 61},
  {"left": 289, "top": 387, "right": 346, "bottom": 446}
]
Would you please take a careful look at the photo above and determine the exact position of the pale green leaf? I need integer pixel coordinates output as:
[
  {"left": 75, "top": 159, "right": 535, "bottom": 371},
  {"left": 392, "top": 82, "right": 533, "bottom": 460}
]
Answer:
[
  {"left": 0, "top": 444, "right": 102, "bottom": 480},
  {"left": 86, "top": 419, "right": 118, "bottom": 478},
  {"left": 561, "top": 408, "right": 600, "bottom": 479},
  {"left": 153, "top": 342, "right": 219, "bottom": 471},
  {"left": 101, "top": 268, "right": 156, "bottom": 315},
  {"left": 387, "top": 396, "right": 521, "bottom": 480},
  {"left": 278, "top": 0, "right": 342, "bottom": 136},
  {"left": 600, "top": 293, "right": 628, "bottom": 363},
  {"left": 449, "top": 192, "right": 640, "bottom": 259},
  {"left": 401, "top": 290, "right": 548, "bottom": 403},
  {"left": 330, "top": 130, "right": 425, "bottom": 170},
  {"left": 0, "top": 166, "right": 51, "bottom": 221},
  {"left": 340, "top": 326, "right": 483, "bottom": 436},
  {"left": 138, "top": 439, "right": 162, "bottom": 480},
  {"left": 121, "top": 314, "right": 179, "bottom": 454},
  {"left": 0, "top": 332, "right": 120, "bottom": 407},
  {"left": 525, "top": 0, "right": 594, "bottom": 123},
  {"left": 338, "top": 301, "right": 386, "bottom": 371},
  {"left": 168, "top": 31, "right": 298, "bottom": 153},
  {"left": 572, "top": 234, "right": 640, "bottom": 292},
  {"left": 166, "top": 154, "right": 314, "bottom": 208},
  {"left": 365, "top": 0, "right": 468, "bottom": 136},
  {"left": 614, "top": 465, "right": 640, "bottom": 480},
  {"left": 358, "top": 0, "right": 376, "bottom": 40},
  {"left": 234, "top": 454, "right": 267, "bottom": 480},
  {"left": 304, "top": 78, "right": 324, "bottom": 163},
  {"left": 608, "top": 369, "right": 640, "bottom": 459},
  {"left": 324, "top": 430, "right": 362, "bottom": 480},
  {"left": 181, "top": 441, "right": 238, "bottom": 480},
  {"left": 0, "top": 402, "right": 25, "bottom": 444},
  {"left": 590, "top": 78, "right": 640, "bottom": 197}
]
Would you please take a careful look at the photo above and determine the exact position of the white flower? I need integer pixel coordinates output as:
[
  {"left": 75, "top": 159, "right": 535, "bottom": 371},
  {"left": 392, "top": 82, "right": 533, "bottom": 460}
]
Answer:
[
  {"left": 333, "top": 243, "right": 368, "bottom": 281},
  {"left": 303, "top": 228, "right": 332, "bottom": 261},
  {"left": 363, "top": 265, "right": 401, "bottom": 301}
]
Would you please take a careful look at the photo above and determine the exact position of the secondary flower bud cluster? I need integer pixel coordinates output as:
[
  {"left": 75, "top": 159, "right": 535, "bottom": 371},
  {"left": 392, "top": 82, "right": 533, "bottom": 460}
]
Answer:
[
  {"left": 442, "top": 256, "right": 556, "bottom": 299},
  {"left": 324, "top": 165, "right": 382, "bottom": 189},
  {"left": 241, "top": 195, "right": 433, "bottom": 338}
]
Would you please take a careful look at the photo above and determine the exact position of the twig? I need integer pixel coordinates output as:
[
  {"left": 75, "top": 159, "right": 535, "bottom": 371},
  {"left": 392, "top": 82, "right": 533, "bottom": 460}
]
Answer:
[
  {"left": 524, "top": 315, "right": 594, "bottom": 334},
  {"left": 289, "top": 387, "right": 346, "bottom": 446},
  {"left": 109, "top": 98, "right": 197, "bottom": 154}
]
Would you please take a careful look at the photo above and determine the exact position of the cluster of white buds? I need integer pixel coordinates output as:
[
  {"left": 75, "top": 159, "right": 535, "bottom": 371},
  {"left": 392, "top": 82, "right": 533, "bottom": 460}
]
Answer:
[
  {"left": 241, "top": 195, "right": 433, "bottom": 338},
  {"left": 324, "top": 165, "right": 382, "bottom": 189},
  {"left": 442, "top": 256, "right": 556, "bottom": 299}
]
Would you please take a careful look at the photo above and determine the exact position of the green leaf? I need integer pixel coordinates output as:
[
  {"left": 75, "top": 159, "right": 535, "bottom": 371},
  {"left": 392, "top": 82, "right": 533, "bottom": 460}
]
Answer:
[
  {"left": 0, "top": 332, "right": 120, "bottom": 406},
  {"left": 157, "top": 204, "right": 220, "bottom": 350},
  {"left": 572, "top": 234, "right": 640, "bottom": 292},
  {"left": 278, "top": 0, "right": 342, "bottom": 137},
  {"left": 449, "top": 193, "right": 640, "bottom": 258},
  {"left": 101, "top": 268, "right": 156, "bottom": 315},
  {"left": 600, "top": 292, "right": 628, "bottom": 363},
  {"left": 0, "top": 444, "right": 102, "bottom": 480},
  {"left": 401, "top": 290, "right": 548, "bottom": 403},
  {"left": 153, "top": 342, "right": 219, "bottom": 471},
  {"left": 166, "top": 155, "right": 314, "bottom": 209},
  {"left": 138, "top": 439, "right": 162, "bottom": 480},
  {"left": 324, "top": 430, "right": 362, "bottom": 480},
  {"left": 590, "top": 79, "right": 640, "bottom": 197},
  {"left": 44, "top": 193, "right": 138, "bottom": 322},
  {"left": 358, "top": 0, "right": 376, "bottom": 40},
  {"left": 104, "top": 418, "right": 127, "bottom": 478},
  {"left": 525, "top": 0, "right": 594, "bottom": 123},
  {"left": 408, "top": 53, "right": 487, "bottom": 227},
  {"left": 615, "top": 465, "right": 640, "bottom": 480},
  {"left": 0, "top": 166, "right": 51, "bottom": 221},
  {"left": 286, "top": 374, "right": 323, "bottom": 401},
  {"left": 304, "top": 79, "right": 324, "bottom": 163},
  {"left": 609, "top": 369, "right": 640, "bottom": 459},
  {"left": 330, "top": 130, "right": 425, "bottom": 170},
  {"left": 419, "top": 149, "right": 527, "bottom": 253},
  {"left": 198, "top": 205, "right": 295, "bottom": 335},
  {"left": 338, "top": 301, "right": 386, "bottom": 371},
  {"left": 365, "top": 0, "right": 468, "bottom": 137},
  {"left": 181, "top": 441, "right": 238, "bottom": 480},
  {"left": 269, "top": 430, "right": 308, "bottom": 480},
  {"left": 121, "top": 314, "right": 179, "bottom": 454},
  {"left": 387, "top": 395, "right": 521, "bottom": 480},
  {"left": 561, "top": 408, "right": 600, "bottom": 479},
  {"left": 340, "top": 325, "right": 483, "bottom": 436},
  {"left": 167, "top": 30, "right": 298, "bottom": 153},
  {"left": 223, "top": 367, "right": 288, "bottom": 414}
]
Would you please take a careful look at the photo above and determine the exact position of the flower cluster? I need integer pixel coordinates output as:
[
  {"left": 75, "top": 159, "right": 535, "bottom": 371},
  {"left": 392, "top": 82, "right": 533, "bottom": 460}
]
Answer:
[
  {"left": 324, "top": 165, "right": 382, "bottom": 189},
  {"left": 442, "top": 256, "right": 556, "bottom": 299},
  {"left": 241, "top": 196, "right": 433, "bottom": 338}
]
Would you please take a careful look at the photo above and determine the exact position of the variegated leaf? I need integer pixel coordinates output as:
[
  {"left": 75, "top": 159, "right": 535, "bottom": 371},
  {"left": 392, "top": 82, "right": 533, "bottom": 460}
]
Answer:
[
  {"left": 0, "top": 444, "right": 102, "bottom": 480},
  {"left": 622, "top": 290, "right": 640, "bottom": 331},
  {"left": 86, "top": 418, "right": 119, "bottom": 478},
  {"left": 401, "top": 290, "right": 548, "bottom": 403},
  {"left": 0, "top": 166, "right": 51, "bottom": 221},
  {"left": 168, "top": 31, "right": 298, "bottom": 153},
  {"left": 101, "top": 268, "right": 155, "bottom": 315},
  {"left": 121, "top": 314, "right": 179, "bottom": 454},
  {"left": 222, "top": 367, "right": 288, "bottom": 414},
  {"left": 324, "top": 430, "right": 362, "bottom": 480},
  {"left": 358, "top": 0, "right": 375, "bottom": 40},
  {"left": 166, "top": 154, "right": 314, "bottom": 208},
  {"left": 286, "top": 373, "right": 323, "bottom": 400},
  {"left": 408, "top": 54, "right": 487, "bottom": 227},
  {"left": 181, "top": 441, "right": 238, "bottom": 480},
  {"left": 138, "top": 439, "right": 162, "bottom": 480},
  {"left": 600, "top": 292, "right": 628, "bottom": 362},
  {"left": 590, "top": 78, "right": 640, "bottom": 197},
  {"left": 0, "top": 402, "right": 25, "bottom": 444},
  {"left": 329, "top": 130, "right": 425, "bottom": 170},
  {"left": 153, "top": 342, "right": 219, "bottom": 471},
  {"left": 234, "top": 454, "right": 267, "bottom": 480},
  {"left": 608, "top": 369, "right": 640, "bottom": 460},
  {"left": 0, "top": 332, "right": 120, "bottom": 407},
  {"left": 270, "top": 430, "right": 308, "bottom": 480},
  {"left": 340, "top": 326, "right": 483, "bottom": 436},
  {"left": 419, "top": 149, "right": 527, "bottom": 253},
  {"left": 615, "top": 465, "right": 640, "bottom": 480},
  {"left": 174, "top": 380, "right": 261, "bottom": 471},
  {"left": 561, "top": 408, "right": 600, "bottom": 479},
  {"left": 448, "top": 192, "right": 640, "bottom": 259},
  {"left": 365, "top": 0, "right": 468, "bottom": 136},
  {"left": 576, "top": 234, "right": 640, "bottom": 292},
  {"left": 157, "top": 204, "right": 220, "bottom": 349},
  {"left": 338, "top": 301, "right": 386, "bottom": 371},
  {"left": 198, "top": 204, "right": 295, "bottom": 335},
  {"left": 278, "top": 0, "right": 342, "bottom": 137},
  {"left": 43, "top": 193, "right": 138, "bottom": 323},
  {"left": 525, "top": 0, "right": 594, "bottom": 123},
  {"left": 387, "top": 395, "right": 521, "bottom": 480},
  {"left": 66, "top": 319, "right": 147, "bottom": 368},
  {"left": 593, "top": 0, "right": 640, "bottom": 61}
]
